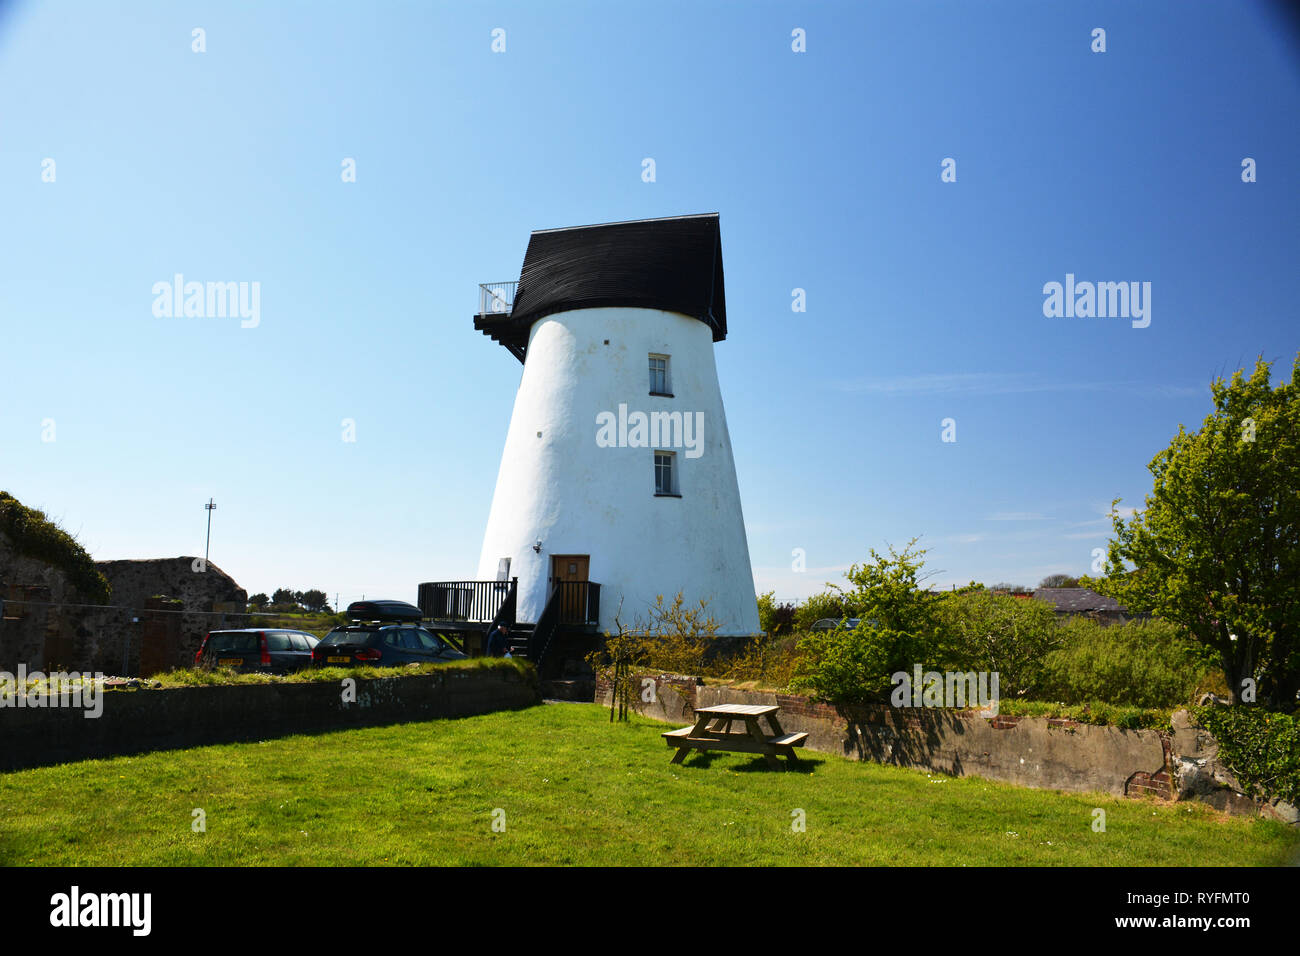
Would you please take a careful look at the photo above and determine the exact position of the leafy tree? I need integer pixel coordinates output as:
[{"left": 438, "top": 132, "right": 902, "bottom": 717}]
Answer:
[
  {"left": 248, "top": 593, "right": 269, "bottom": 609},
  {"left": 1085, "top": 354, "right": 1300, "bottom": 705},
  {"left": 271, "top": 588, "right": 298, "bottom": 608},
  {"left": 1038, "top": 573, "right": 1081, "bottom": 589},
  {"left": 300, "top": 589, "right": 329, "bottom": 613},
  {"left": 989, "top": 582, "right": 1031, "bottom": 594},
  {"left": 756, "top": 591, "right": 796, "bottom": 636},
  {"left": 792, "top": 540, "right": 944, "bottom": 704}
]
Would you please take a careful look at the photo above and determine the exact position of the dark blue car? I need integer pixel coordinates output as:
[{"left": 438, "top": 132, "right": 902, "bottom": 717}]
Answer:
[{"left": 311, "top": 623, "right": 466, "bottom": 667}]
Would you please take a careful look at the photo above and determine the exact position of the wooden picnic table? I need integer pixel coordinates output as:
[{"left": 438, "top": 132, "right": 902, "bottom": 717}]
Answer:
[{"left": 662, "top": 703, "right": 808, "bottom": 769}]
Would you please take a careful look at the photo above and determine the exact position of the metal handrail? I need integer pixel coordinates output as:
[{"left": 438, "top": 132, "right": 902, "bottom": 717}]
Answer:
[
  {"left": 417, "top": 578, "right": 517, "bottom": 624},
  {"left": 478, "top": 281, "right": 517, "bottom": 315}
]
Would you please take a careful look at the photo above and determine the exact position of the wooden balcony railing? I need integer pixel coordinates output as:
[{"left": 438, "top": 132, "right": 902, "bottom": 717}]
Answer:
[{"left": 549, "top": 579, "right": 601, "bottom": 626}]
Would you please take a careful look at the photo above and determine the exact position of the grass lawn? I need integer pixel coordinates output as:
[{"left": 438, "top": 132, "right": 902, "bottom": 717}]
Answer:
[{"left": 1, "top": 702, "right": 1296, "bottom": 866}]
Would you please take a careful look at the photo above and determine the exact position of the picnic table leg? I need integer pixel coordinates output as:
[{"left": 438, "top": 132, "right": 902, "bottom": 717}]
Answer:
[
  {"left": 668, "top": 712, "right": 714, "bottom": 764},
  {"left": 764, "top": 713, "right": 801, "bottom": 766},
  {"left": 745, "top": 717, "right": 783, "bottom": 770}
]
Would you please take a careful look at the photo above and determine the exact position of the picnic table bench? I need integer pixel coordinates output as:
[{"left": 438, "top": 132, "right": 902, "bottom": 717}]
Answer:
[{"left": 662, "top": 703, "right": 808, "bottom": 769}]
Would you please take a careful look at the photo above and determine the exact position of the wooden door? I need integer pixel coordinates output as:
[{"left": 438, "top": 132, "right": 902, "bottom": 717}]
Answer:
[{"left": 551, "top": 555, "right": 589, "bottom": 623}]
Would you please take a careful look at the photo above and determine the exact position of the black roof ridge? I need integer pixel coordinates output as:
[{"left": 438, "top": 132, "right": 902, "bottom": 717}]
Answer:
[{"left": 531, "top": 212, "right": 720, "bottom": 235}]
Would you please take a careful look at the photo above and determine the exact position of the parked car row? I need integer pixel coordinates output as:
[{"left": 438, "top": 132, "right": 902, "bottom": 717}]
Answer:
[
  {"left": 810, "top": 617, "right": 864, "bottom": 631},
  {"left": 194, "top": 600, "right": 467, "bottom": 674}
]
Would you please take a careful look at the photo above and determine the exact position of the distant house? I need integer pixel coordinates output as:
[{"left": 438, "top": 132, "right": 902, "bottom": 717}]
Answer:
[{"left": 1031, "top": 587, "right": 1131, "bottom": 624}]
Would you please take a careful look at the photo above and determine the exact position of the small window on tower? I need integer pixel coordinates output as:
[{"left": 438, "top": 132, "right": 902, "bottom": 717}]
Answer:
[
  {"left": 654, "top": 451, "right": 679, "bottom": 496},
  {"left": 649, "top": 355, "right": 671, "bottom": 396}
]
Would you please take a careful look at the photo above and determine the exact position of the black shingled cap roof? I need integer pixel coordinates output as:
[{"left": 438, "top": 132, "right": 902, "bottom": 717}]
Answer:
[{"left": 474, "top": 213, "right": 727, "bottom": 362}]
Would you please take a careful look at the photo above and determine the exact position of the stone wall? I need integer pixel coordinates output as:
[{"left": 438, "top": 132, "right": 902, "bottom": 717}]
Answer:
[
  {"left": 94, "top": 558, "right": 248, "bottom": 673},
  {"left": 0, "top": 667, "right": 539, "bottom": 771},
  {"left": 0, "top": 529, "right": 91, "bottom": 673},
  {"left": 0, "top": 543, "right": 249, "bottom": 676},
  {"left": 598, "top": 674, "right": 1297, "bottom": 824}
]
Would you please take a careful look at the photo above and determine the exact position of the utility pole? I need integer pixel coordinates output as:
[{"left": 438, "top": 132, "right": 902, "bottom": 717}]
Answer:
[{"left": 204, "top": 498, "right": 217, "bottom": 564}]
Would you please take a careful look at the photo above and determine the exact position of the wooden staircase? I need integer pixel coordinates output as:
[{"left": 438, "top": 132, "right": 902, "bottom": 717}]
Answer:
[{"left": 420, "top": 576, "right": 601, "bottom": 677}]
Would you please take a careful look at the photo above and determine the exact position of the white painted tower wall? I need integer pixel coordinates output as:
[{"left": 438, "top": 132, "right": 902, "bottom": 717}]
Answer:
[{"left": 476, "top": 306, "right": 760, "bottom": 636}]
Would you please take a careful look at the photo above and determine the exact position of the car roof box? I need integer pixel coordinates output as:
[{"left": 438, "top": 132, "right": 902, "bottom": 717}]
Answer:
[{"left": 346, "top": 599, "right": 423, "bottom": 623}]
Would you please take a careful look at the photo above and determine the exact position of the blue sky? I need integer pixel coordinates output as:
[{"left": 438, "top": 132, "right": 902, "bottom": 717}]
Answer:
[{"left": 2, "top": 0, "right": 1297, "bottom": 607}]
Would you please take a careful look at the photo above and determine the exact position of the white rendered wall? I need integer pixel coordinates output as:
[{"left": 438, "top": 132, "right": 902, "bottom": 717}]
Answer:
[{"left": 476, "top": 307, "right": 760, "bottom": 636}]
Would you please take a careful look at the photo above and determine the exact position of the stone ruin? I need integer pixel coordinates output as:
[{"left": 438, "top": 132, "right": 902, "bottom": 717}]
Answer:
[{"left": 0, "top": 531, "right": 247, "bottom": 677}]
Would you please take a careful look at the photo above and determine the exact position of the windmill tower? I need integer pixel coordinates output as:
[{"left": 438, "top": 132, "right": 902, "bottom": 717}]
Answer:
[{"left": 472, "top": 214, "right": 760, "bottom": 648}]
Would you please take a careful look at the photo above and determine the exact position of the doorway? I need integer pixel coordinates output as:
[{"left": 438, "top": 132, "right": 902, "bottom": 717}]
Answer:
[{"left": 550, "top": 555, "right": 590, "bottom": 623}]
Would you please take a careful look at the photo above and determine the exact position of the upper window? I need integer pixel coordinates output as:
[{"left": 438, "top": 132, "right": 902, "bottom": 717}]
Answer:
[
  {"left": 654, "top": 451, "right": 678, "bottom": 496},
  {"left": 649, "top": 354, "right": 671, "bottom": 395}
]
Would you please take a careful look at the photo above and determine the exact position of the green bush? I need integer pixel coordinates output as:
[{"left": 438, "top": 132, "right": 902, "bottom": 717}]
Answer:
[
  {"left": 1040, "top": 617, "right": 1218, "bottom": 708},
  {"left": 792, "top": 541, "right": 942, "bottom": 704},
  {"left": 0, "top": 491, "right": 110, "bottom": 603},
  {"left": 996, "top": 698, "right": 1173, "bottom": 730},
  {"left": 935, "top": 590, "right": 1061, "bottom": 699},
  {"left": 1193, "top": 705, "right": 1300, "bottom": 804},
  {"left": 791, "top": 622, "right": 916, "bottom": 705}
]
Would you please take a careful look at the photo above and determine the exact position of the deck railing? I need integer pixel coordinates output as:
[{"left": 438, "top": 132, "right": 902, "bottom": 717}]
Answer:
[
  {"left": 477, "top": 281, "right": 517, "bottom": 316},
  {"left": 549, "top": 579, "right": 601, "bottom": 626},
  {"left": 416, "top": 576, "right": 599, "bottom": 638},
  {"left": 417, "top": 578, "right": 517, "bottom": 624}
]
